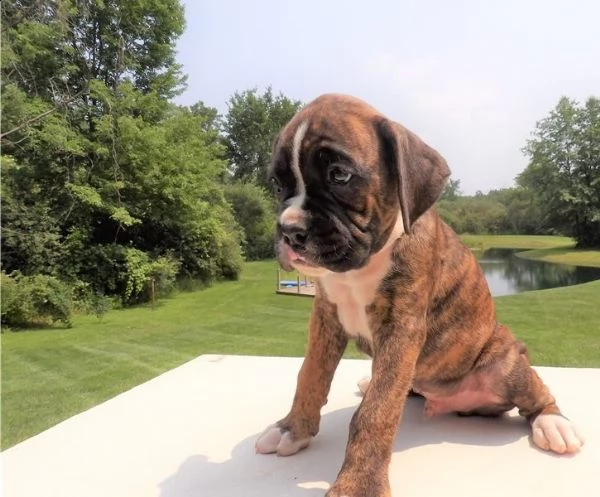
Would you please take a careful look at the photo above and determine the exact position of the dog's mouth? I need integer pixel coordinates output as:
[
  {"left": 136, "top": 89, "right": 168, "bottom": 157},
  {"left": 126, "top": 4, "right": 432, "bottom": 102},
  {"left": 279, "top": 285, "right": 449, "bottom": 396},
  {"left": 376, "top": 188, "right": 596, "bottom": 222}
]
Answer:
[{"left": 281, "top": 243, "right": 316, "bottom": 268}]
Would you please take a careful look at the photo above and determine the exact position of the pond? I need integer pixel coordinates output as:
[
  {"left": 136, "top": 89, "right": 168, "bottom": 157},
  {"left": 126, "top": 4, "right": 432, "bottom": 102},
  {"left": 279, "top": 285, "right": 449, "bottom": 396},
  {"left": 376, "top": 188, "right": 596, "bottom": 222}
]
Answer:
[{"left": 478, "top": 248, "right": 600, "bottom": 297}]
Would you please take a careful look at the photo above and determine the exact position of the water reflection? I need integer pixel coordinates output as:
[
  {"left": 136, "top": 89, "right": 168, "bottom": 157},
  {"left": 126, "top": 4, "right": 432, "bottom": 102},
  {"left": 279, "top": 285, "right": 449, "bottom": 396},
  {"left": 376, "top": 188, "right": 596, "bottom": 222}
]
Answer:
[{"left": 477, "top": 248, "right": 600, "bottom": 297}]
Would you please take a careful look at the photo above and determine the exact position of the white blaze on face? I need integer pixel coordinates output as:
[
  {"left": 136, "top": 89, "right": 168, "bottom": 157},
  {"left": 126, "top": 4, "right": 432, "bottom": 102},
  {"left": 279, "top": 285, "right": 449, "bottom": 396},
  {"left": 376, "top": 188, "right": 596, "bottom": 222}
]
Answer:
[{"left": 279, "top": 120, "right": 309, "bottom": 228}]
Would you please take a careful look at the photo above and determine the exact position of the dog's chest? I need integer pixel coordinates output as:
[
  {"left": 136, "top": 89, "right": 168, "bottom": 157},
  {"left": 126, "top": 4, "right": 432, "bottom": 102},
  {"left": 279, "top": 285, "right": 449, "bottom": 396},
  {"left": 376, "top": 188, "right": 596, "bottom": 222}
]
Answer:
[{"left": 321, "top": 263, "right": 390, "bottom": 341}]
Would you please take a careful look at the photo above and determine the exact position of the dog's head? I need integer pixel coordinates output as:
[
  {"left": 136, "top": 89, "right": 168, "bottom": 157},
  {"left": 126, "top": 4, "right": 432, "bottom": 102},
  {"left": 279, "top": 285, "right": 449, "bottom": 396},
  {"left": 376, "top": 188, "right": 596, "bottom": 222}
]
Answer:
[{"left": 269, "top": 94, "right": 450, "bottom": 276}]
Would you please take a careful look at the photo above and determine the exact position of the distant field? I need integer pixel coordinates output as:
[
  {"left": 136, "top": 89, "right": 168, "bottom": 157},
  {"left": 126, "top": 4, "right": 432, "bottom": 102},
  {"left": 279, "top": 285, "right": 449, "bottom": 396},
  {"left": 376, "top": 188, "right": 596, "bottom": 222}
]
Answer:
[
  {"left": 460, "top": 234, "right": 574, "bottom": 251},
  {"left": 2, "top": 235, "right": 599, "bottom": 448}
]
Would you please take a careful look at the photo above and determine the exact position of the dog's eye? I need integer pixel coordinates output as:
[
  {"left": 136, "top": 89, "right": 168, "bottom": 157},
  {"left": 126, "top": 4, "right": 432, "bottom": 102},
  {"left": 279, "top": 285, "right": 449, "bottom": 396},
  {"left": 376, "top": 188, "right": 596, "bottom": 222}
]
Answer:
[{"left": 328, "top": 167, "right": 352, "bottom": 185}]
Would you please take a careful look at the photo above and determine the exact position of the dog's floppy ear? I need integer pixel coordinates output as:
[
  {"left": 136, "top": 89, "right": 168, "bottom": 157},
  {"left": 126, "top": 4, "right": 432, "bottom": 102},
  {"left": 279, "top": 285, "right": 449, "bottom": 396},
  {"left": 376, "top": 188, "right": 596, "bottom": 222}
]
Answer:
[{"left": 378, "top": 119, "right": 451, "bottom": 232}]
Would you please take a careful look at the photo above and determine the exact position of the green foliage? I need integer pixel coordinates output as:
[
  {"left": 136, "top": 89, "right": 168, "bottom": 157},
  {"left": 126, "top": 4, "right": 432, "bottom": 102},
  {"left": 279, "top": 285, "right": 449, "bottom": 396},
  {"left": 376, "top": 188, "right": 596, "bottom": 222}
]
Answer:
[
  {"left": 224, "top": 182, "right": 276, "bottom": 260},
  {"left": 1, "top": 272, "right": 72, "bottom": 327},
  {"left": 123, "top": 249, "right": 181, "bottom": 304},
  {"left": 438, "top": 196, "right": 507, "bottom": 234},
  {"left": 438, "top": 186, "right": 546, "bottom": 236},
  {"left": 149, "top": 254, "right": 181, "bottom": 297},
  {"left": 487, "top": 187, "right": 546, "bottom": 234},
  {"left": 440, "top": 178, "right": 462, "bottom": 201},
  {"left": 0, "top": 271, "right": 20, "bottom": 321},
  {"left": 519, "top": 96, "right": 600, "bottom": 248},
  {"left": 1, "top": 156, "right": 63, "bottom": 275},
  {"left": 70, "top": 280, "right": 112, "bottom": 319},
  {"left": 1, "top": 0, "right": 244, "bottom": 306},
  {"left": 222, "top": 87, "right": 302, "bottom": 189},
  {"left": 123, "top": 248, "right": 153, "bottom": 303}
]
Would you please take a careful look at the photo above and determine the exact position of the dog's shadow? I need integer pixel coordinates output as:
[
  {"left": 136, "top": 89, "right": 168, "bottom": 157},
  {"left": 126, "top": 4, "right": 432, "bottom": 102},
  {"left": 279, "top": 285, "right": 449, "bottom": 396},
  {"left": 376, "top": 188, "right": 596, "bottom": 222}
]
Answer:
[{"left": 158, "top": 395, "right": 531, "bottom": 497}]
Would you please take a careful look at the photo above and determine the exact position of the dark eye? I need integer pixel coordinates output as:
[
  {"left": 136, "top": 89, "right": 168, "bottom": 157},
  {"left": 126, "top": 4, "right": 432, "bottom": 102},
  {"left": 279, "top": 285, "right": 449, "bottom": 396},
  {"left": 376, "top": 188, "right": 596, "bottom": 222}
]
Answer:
[{"left": 328, "top": 166, "right": 352, "bottom": 185}]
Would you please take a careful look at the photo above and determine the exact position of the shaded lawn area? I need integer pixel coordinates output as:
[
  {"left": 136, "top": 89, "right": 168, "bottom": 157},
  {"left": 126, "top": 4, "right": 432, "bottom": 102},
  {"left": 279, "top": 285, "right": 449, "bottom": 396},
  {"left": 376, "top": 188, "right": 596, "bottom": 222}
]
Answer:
[{"left": 2, "top": 236, "right": 600, "bottom": 448}]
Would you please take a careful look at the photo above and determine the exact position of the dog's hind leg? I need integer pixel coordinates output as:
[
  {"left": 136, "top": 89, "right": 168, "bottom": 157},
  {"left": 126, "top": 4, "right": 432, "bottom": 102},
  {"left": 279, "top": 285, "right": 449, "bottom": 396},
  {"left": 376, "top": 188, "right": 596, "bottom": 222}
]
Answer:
[{"left": 490, "top": 325, "right": 585, "bottom": 454}]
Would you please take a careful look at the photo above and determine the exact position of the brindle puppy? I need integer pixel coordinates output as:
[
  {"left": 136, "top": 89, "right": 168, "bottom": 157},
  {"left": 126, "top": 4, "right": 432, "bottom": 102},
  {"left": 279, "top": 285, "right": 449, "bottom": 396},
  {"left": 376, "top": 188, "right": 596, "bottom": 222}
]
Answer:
[{"left": 255, "top": 94, "right": 584, "bottom": 497}]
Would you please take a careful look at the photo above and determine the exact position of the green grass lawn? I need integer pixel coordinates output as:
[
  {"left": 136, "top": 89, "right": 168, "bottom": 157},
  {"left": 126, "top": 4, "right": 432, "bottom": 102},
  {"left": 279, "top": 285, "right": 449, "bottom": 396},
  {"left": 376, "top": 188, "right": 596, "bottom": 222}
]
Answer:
[
  {"left": 517, "top": 246, "right": 600, "bottom": 268},
  {"left": 2, "top": 235, "right": 599, "bottom": 448},
  {"left": 460, "top": 234, "right": 575, "bottom": 250}
]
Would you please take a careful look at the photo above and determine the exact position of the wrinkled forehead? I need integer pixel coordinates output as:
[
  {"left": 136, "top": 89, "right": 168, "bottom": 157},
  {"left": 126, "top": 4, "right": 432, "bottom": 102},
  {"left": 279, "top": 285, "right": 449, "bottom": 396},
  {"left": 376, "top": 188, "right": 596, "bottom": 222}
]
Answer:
[{"left": 273, "top": 98, "right": 383, "bottom": 166}]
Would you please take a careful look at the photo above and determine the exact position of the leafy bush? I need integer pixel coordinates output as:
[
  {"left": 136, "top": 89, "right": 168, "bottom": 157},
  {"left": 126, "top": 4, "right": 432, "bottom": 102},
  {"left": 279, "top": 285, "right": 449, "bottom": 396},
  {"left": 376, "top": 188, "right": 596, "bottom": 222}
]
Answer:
[
  {"left": 71, "top": 280, "right": 112, "bottom": 319},
  {"left": 149, "top": 254, "right": 181, "bottom": 297},
  {"left": 1, "top": 271, "right": 20, "bottom": 321},
  {"left": 123, "top": 249, "right": 181, "bottom": 304},
  {"left": 123, "top": 248, "right": 152, "bottom": 303},
  {"left": 224, "top": 182, "right": 276, "bottom": 260},
  {"left": 1, "top": 271, "right": 72, "bottom": 327}
]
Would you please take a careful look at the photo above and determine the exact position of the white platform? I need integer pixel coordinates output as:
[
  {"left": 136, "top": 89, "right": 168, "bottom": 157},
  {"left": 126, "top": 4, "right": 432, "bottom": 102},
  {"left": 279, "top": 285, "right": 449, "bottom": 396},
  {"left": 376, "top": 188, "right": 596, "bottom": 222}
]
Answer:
[{"left": 2, "top": 355, "right": 599, "bottom": 497}]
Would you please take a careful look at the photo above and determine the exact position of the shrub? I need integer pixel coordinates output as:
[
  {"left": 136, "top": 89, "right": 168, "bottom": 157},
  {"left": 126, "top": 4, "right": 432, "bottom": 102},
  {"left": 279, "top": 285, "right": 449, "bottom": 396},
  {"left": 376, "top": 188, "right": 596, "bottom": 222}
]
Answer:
[
  {"left": 1, "top": 271, "right": 72, "bottom": 327},
  {"left": 1, "top": 271, "right": 20, "bottom": 322},
  {"left": 123, "top": 249, "right": 181, "bottom": 304},
  {"left": 71, "top": 280, "right": 112, "bottom": 319},
  {"left": 149, "top": 254, "right": 181, "bottom": 298},
  {"left": 224, "top": 182, "right": 276, "bottom": 260}
]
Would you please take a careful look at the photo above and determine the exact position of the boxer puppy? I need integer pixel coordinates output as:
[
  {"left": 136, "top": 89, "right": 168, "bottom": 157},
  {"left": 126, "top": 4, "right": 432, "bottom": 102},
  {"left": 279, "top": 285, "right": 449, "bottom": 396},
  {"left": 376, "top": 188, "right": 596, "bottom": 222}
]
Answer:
[{"left": 255, "top": 94, "right": 584, "bottom": 497}]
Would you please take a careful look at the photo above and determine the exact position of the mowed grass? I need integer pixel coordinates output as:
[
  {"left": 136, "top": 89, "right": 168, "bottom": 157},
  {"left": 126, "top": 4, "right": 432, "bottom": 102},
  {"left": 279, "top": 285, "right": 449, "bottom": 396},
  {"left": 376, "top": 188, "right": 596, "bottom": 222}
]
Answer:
[
  {"left": 1, "top": 261, "right": 317, "bottom": 448},
  {"left": 495, "top": 281, "right": 600, "bottom": 366},
  {"left": 461, "top": 234, "right": 600, "bottom": 267},
  {"left": 2, "top": 235, "right": 599, "bottom": 448},
  {"left": 517, "top": 247, "right": 600, "bottom": 268},
  {"left": 460, "top": 234, "right": 575, "bottom": 251}
]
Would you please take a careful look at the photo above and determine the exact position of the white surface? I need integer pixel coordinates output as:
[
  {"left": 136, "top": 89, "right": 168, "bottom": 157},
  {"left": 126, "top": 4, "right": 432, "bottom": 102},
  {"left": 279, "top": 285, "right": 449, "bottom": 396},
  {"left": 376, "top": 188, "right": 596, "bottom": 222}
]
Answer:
[{"left": 2, "top": 355, "right": 600, "bottom": 497}]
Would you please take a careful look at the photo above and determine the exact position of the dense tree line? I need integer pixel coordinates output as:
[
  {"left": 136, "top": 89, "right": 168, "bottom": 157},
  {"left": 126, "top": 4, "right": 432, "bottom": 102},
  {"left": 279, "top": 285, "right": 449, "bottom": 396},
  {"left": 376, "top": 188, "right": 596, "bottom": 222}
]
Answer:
[{"left": 438, "top": 184, "right": 545, "bottom": 236}]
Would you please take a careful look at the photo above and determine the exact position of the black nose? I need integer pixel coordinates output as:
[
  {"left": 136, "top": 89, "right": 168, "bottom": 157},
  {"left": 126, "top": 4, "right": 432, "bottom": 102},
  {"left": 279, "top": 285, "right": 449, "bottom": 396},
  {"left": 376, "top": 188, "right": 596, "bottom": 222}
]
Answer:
[{"left": 280, "top": 224, "right": 308, "bottom": 249}]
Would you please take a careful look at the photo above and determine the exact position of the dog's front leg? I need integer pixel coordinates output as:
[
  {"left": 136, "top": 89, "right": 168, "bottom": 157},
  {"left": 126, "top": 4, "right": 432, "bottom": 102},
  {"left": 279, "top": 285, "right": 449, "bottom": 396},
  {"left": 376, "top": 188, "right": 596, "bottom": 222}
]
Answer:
[
  {"left": 328, "top": 319, "right": 425, "bottom": 497},
  {"left": 256, "top": 299, "right": 348, "bottom": 456}
]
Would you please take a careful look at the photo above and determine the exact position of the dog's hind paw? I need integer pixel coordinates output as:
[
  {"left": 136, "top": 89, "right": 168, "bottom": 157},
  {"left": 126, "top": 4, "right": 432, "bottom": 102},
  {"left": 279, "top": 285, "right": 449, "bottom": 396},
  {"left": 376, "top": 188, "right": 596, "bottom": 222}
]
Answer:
[
  {"left": 255, "top": 424, "right": 311, "bottom": 456},
  {"left": 532, "top": 414, "right": 585, "bottom": 454}
]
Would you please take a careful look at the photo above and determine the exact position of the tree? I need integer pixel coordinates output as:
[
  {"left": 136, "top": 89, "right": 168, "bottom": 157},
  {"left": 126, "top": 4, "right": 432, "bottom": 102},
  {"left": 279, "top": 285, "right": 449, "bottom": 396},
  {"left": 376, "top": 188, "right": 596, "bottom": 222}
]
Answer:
[
  {"left": 440, "top": 178, "right": 461, "bottom": 201},
  {"left": 519, "top": 97, "right": 600, "bottom": 247},
  {"left": 222, "top": 87, "right": 302, "bottom": 189},
  {"left": 1, "top": 0, "right": 243, "bottom": 304},
  {"left": 487, "top": 187, "right": 545, "bottom": 235},
  {"left": 224, "top": 183, "right": 276, "bottom": 260}
]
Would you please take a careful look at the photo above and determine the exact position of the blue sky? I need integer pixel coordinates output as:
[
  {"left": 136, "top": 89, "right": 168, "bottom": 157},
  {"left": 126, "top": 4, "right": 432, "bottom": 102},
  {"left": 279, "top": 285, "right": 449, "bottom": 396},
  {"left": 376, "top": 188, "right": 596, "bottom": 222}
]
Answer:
[{"left": 174, "top": 0, "right": 600, "bottom": 194}]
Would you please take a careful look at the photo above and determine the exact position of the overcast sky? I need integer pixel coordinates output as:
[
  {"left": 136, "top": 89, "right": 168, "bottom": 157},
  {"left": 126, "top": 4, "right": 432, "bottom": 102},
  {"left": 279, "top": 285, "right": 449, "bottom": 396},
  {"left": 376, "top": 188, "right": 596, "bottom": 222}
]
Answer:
[{"left": 174, "top": 0, "right": 599, "bottom": 195}]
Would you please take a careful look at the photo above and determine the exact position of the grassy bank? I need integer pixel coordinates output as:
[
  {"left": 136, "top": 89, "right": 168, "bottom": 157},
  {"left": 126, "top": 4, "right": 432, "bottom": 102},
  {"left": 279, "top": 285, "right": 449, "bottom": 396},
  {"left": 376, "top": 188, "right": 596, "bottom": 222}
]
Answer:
[
  {"left": 2, "top": 235, "right": 599, "bottom": 448},
  {"left": 460, "top": 234, "right": 574, "bottom": 251},
  {"left": 460, "top": 234, "right": 600, "bottom": 268},
  {"left": 517, "top": 247, "right": 600, "bottom": 268}
]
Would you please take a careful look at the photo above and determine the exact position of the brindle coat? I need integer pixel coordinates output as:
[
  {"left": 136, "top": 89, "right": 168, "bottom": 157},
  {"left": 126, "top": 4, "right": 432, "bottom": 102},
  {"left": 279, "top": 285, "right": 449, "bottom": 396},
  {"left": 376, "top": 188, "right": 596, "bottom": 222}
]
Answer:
[{"left": 256, "top": 94, "right": 583, "bottom": 497}]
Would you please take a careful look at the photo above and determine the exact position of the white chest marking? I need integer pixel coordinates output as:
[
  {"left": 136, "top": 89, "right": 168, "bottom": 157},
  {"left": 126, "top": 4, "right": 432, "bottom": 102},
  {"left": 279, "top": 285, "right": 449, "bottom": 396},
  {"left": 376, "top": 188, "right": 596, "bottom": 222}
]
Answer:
[
  {"left": 321, "top": 274, "right": 379, "bottom": 340},
  {"left": 318, "top": 214, "right": 404, "bottom": 342}
]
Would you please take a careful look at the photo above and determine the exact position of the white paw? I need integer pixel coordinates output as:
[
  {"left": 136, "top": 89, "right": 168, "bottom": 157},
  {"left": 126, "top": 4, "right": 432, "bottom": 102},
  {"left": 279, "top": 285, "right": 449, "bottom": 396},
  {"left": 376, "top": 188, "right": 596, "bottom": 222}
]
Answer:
[
  {"left": 532, "top": 414, "right": 585, "bottom": 454},
  {"left": 357, "top": 376, "right": 371, "bottom": 396},
  {"left": 255, "top": 424, "right": 312, "bottom": 456}
]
